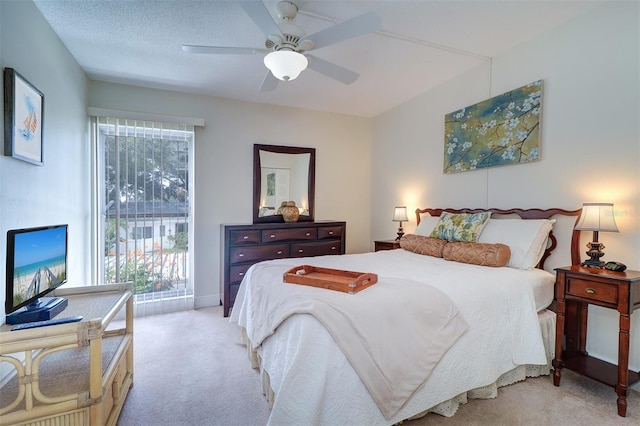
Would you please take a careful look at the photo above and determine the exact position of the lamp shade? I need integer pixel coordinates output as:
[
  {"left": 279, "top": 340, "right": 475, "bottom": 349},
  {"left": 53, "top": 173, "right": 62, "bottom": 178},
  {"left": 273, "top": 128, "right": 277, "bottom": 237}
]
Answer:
[
  {"left": 393, "top": 206, "right": 409, "bottom": 222},
  {"left": 264, "top": 51, "right": 308, "bottom": 81},
  {"left": 574, "top": 203, "right": 619, "bottom": 232}
]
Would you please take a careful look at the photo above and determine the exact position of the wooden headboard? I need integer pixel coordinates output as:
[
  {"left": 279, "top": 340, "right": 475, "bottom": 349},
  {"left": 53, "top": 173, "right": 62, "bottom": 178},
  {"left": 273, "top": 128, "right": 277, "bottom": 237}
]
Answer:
[{"left": 415, "top": 207, "right": 582, "bottom": 270}]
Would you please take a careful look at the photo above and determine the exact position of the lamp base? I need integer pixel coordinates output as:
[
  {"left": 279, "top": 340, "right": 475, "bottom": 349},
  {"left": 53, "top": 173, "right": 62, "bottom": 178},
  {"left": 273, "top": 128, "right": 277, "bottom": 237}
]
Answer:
[
  {"left": 395, "top": 232, "right": 404, "bottom": 241},
  {"left": 581, "top": 258, "right": 605, "bottom": 268},
  {"left": 581, "top": 241, "right": 606, "bottom": 268}
]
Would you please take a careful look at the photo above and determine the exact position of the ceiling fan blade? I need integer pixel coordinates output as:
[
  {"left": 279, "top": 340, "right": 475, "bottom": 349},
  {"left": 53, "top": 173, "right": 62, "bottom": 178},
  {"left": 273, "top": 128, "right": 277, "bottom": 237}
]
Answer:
[
  {"left": 238, "top": 1, "right": 282, "bottom": 37},
  {"left": 182, "top": 45, "right": 267, "bottom": 55},
  {"left": 259, "top": 71, "right": 279, "bottom": 92},
  {"left": 307, "top": 55, "right": 359, "bottom": 85},
  {"left": 305, "top": 11, "right": 382, "bottom": 50}
]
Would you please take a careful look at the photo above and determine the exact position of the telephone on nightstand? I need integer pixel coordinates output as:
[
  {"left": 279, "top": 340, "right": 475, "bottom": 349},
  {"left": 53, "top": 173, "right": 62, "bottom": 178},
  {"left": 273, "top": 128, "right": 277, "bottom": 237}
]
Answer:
[{"left": 604, "top": 261, "right": 627, "bottom": 272}]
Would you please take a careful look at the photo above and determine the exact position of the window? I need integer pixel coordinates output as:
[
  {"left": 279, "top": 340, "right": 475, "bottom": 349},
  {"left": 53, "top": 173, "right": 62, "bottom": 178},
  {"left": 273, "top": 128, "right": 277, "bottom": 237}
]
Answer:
[
  {"left": 175, "top": 222, "right": 188, "bottom": 234},
  {"left": 131, "top": 226, "right": 153, "bottom": 239},
  {"left": 93, "top": 117, "right": 194, "bottom": 315}
]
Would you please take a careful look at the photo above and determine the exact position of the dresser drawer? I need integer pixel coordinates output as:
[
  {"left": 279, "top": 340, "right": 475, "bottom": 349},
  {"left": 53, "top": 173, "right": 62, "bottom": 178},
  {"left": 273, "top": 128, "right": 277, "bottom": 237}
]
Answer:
[
  {"left": 318, "top": 226, "right": 342, "bottom": 239},
  {"left": 230, "top": 230, "right": 261, "bottom": 245},
  {"left": 230, "top": 244, "right": 290, "bottom": 264},
  {"left": 292, "top": 240, "right": 342, "bottom": 257},
  {"left": 229, "top": 264, "right": 252, "bottom": 284},
  {"left": 262, "top": 227, "right": 317, "bottom": 242},
  {"left": 566, "top": 277, "right": 618, "bottom": 304}
]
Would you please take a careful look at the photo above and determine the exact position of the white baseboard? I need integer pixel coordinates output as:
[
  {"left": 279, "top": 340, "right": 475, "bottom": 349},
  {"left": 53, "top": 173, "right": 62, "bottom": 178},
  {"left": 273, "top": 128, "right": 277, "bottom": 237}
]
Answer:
[{"left": 194, "top": 293, "right": 221, "bottom": 309}]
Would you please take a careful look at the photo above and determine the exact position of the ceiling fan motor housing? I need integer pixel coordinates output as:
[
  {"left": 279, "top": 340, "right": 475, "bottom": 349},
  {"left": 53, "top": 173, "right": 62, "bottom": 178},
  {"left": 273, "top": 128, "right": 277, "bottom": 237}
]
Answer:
[{"left": 266, "top": 34, "right": 303, "bottom": 52}]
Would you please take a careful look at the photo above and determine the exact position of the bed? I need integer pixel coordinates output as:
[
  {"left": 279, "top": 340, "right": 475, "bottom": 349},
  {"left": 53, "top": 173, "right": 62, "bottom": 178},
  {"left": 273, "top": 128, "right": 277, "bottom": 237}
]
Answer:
[{"left": 230, "top": 207, "right": 582, "bottom": 425}]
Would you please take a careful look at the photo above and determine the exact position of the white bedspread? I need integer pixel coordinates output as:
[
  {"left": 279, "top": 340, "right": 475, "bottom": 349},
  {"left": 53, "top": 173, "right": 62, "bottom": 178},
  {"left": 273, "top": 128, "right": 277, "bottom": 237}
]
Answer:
[
  {"left": 239, "top": 263, "right": 468, "bottom": 419},
  {"left": 231, "top": 249, "right": 554, "bottom": 425}
]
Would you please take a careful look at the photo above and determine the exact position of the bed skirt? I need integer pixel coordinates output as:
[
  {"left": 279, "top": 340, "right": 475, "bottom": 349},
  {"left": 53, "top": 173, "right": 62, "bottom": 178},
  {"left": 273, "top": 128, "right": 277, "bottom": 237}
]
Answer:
[{"left": 240, "top": 309, "right": 556, "bottom": 421}]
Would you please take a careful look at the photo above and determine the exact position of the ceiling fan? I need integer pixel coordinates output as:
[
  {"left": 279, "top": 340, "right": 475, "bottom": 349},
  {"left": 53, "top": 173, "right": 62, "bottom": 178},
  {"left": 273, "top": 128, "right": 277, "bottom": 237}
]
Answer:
[{"left": 182, "top": 1, "right": 382, "bottom": 91}]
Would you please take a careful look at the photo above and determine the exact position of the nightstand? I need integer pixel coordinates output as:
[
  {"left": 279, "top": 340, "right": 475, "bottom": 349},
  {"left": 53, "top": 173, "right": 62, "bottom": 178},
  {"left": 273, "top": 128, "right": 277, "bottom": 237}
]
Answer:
[
  {"left": 553, "top": 265, "right": 640, "bottom": 417},
  {"left": 374, "top": 240, "right": 401, "bottom": 251}
]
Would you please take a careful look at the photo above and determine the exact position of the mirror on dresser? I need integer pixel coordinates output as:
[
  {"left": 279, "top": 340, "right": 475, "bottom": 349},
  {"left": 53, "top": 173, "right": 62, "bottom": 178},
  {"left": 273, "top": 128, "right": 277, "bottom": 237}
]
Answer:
[{"left": 253, "top": 144, "right": 316, "bottom": 223}]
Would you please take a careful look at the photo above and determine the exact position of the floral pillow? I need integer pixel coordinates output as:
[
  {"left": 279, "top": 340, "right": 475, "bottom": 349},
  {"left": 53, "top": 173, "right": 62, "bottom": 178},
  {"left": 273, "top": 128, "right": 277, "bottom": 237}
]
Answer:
[{"left": 430, "top": 211, "right": 492, "bottom": 242}]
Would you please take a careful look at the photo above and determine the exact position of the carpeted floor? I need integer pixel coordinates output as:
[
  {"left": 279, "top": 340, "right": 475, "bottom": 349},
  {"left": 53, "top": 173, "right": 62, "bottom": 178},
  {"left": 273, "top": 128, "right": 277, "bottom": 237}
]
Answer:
[{"left": 116, "top": 306, "right": 639, "bottom": 426}]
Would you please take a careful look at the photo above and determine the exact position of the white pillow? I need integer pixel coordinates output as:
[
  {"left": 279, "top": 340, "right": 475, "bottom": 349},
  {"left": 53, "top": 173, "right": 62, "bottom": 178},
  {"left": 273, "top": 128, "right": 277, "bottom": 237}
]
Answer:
[
  {"left": 477, "top": 218, "right": 556, "bottom": 269},
  {"left": 415, "top": 215, "right": 441, "bottom": 236}
]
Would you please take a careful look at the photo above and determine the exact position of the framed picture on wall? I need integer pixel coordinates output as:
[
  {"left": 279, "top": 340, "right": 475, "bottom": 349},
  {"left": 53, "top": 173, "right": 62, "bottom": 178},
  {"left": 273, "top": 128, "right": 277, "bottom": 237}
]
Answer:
[
  {"left": 443, "top": 80, "right": 543, "bottom": 173},
  {"left": 3, "top": 68, "right": 44, "bottom": 165}
]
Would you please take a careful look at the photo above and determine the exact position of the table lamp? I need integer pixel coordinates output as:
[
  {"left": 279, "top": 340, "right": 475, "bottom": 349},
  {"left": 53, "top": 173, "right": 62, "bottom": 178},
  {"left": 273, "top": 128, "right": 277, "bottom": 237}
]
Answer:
[
  {"left": 393, "top": 206, "right": 409, "bottom": 241},
  {"left": 574, "top": 202, "right": 619, "bottom": 267}
]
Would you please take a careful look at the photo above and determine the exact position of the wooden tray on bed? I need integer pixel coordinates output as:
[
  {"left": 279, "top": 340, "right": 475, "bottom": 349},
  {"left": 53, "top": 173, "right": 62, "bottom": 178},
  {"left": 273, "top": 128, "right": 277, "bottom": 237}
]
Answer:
[{"left": 283, "top": 265, "right": 377, "bottom": 294}]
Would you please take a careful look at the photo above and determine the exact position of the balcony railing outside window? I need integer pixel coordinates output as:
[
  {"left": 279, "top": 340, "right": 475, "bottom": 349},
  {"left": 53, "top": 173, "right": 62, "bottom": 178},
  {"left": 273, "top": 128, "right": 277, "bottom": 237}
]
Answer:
[{"left": 94, "top": 117, "right": 194, "bottom": 315}]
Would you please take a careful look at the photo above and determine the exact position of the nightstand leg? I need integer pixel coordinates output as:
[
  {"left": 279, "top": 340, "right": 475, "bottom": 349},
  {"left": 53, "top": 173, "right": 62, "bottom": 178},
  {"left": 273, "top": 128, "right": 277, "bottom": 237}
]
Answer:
[{"left": 616, "top": 313, "right": 631, "bottom": 417}]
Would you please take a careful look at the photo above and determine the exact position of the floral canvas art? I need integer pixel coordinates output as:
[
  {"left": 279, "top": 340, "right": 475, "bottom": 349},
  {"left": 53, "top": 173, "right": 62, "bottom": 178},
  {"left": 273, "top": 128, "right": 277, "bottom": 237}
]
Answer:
[{"left": 444, "top": 80, "right": 543, "bottom": 173}]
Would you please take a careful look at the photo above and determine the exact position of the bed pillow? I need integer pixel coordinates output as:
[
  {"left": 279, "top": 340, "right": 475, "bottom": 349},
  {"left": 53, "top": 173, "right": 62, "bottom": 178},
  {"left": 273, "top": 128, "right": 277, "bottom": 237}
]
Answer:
[
  {"left": 477, "top": 218, "right": 556, "bottom": 270},
  {"left": 430, "top": 211, "right": 492, "bottom": 242},
  {"left": 399, "top": 234, "right": 447, "bottom": 257},
  {"left": 414, "top": 215, "right": 441, "bottom": 236},
  {"left": 443, "top": 242, "right": 511, "bottom": 267}
]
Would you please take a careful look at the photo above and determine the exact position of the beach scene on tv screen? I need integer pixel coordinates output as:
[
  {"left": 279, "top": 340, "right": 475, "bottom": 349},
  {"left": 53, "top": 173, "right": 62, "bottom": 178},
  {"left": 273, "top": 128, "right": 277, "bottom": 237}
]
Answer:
[{"left": 13, "top": 227, "right": 67, "bottom": 307}]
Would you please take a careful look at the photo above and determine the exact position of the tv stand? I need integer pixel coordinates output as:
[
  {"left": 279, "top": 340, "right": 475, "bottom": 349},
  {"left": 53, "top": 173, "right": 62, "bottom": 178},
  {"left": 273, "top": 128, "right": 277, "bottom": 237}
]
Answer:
[
  {"left": 0, "top": 283, "right": 133, "bottom": 426},
  {"left": 6, "top": 296, "right": 68, "bottom": 324}
]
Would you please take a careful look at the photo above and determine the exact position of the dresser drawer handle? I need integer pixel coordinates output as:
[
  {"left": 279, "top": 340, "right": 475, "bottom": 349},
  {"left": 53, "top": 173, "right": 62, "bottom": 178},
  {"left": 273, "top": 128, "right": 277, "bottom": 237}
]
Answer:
[
  {"left": 306, "top": 232, "right": 311, "bottom": 236},
  {"left": 277, "top": 250, "right": 283, "bottom": 255},
  {"left": 238, "top": 253, "right": 244, "bottom": 257},
  {"left": 238, "top": 272, "right": 244, "bottom": 277},
  {"left": 328, "top": 231, "right": 334, "bottom": 235},
  {"left": 586, "top": 288, "right": 597, "bottom": 294},
  {"left": 270, "top": 234, "right": 276, "bottom": 238},
  {"left": 331, "top": 246, "right": 336, "bottom": 250},
  {"left": 298, "top": 249, "right": 304, "bottom": 253},
  {"left": 243, "top": 235, "right": 249, "bottom": 240}
]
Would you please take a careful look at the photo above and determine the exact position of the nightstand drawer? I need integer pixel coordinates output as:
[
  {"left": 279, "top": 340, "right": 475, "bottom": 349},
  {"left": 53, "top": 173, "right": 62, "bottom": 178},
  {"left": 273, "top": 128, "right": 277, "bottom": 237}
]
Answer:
[
  {"left": 375, "top": 240, "right": 400, "bottom": 251},
  {"left": 566, "top": 277, "right": 618, "bottom": 304}
]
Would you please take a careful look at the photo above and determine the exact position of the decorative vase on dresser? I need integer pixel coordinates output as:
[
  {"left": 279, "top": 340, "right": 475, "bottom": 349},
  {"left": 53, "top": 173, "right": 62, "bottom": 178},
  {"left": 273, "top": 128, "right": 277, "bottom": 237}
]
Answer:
[
  {"left": 221, "top": 221, "right": 346, "bottom": 316},
  {"left": 281, "top": 201, "right": 301, "bottom": 223}
]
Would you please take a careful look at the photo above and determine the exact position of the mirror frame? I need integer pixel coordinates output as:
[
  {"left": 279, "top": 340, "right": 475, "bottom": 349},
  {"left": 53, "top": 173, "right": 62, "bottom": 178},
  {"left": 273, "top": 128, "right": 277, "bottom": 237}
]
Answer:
[{"left": 253, "top": 144, "right": 316, "bottom": 224}]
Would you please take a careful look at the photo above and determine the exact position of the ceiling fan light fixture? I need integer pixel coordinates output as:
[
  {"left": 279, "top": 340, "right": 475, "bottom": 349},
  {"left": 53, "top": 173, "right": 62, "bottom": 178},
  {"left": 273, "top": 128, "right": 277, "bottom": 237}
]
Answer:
[{"left": 264, "top": 50, "right": 308, "bottom": 81}]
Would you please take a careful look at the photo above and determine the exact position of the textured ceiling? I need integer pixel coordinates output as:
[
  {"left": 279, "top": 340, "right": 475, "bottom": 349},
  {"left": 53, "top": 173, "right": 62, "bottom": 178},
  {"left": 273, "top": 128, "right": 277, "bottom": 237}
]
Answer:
[{"left": 33, "top": 0, "right": 602, "bottom": 117}]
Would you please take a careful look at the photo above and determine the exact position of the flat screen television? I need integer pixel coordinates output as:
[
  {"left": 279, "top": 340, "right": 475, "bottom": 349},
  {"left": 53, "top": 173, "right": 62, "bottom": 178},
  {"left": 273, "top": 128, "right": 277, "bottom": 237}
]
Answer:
[{"left": 5, "top": 224, "right": 69, "bottom": 324}]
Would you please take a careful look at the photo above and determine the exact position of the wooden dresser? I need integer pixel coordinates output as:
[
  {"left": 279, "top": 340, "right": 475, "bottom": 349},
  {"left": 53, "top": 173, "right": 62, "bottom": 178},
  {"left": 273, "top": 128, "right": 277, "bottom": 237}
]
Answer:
[{"left": 221, "top": 221, "right": 346, "bottom": 316}]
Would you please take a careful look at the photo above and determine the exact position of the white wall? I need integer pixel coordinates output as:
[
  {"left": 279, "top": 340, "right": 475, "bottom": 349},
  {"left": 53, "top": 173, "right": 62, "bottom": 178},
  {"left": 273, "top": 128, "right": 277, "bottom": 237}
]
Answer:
[
  {"left": 0, "top": 0, "right": 90, "bottom": 319},
  {"left": 4, "top": 0, "right": 637, "bottom": 391},
  {"left": 87, "top": 82, "right": 372, "bottom": 307},
  {"left": 372, "top": 1, "right": 640, "bottom": 384}
]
